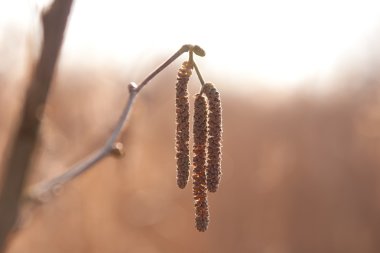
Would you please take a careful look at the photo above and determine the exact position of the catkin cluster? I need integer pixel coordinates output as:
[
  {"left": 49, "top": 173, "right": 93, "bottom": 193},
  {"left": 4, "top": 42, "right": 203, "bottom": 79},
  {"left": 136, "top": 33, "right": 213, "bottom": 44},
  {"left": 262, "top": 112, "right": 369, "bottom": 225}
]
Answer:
[
  {"left": 175, "top": 62, "right": 223, "bottom": 232},
  {"left": 175, "top": 61, "right": 193, "bottom": 189}
]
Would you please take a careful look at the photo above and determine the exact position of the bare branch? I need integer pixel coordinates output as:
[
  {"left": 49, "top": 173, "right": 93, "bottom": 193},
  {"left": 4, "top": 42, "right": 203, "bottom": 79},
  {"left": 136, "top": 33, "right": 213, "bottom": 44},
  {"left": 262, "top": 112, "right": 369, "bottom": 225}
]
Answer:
[
  {"left": 0, "top": 0, "right": 74, "bottom": 251},
  {"left": 27, "top": 44, "right": 205, "bottom": 204}
]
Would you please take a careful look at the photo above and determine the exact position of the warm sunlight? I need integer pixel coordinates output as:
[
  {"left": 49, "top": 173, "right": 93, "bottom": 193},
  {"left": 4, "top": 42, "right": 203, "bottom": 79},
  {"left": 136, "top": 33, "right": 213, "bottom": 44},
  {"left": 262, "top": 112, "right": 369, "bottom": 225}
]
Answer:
[
  {"left": 2, "top": 0, "right": 380, "bottom": 89},
  {"left": 3, "top": 1, "right": 380, "bottom": 252}
]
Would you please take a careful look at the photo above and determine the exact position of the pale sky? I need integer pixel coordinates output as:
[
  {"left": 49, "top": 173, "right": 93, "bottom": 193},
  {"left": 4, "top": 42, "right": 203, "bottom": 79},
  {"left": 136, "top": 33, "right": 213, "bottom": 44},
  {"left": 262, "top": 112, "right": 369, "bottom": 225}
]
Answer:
[{"left": 1, "top": 0, "right": 380, "bottom": 90}]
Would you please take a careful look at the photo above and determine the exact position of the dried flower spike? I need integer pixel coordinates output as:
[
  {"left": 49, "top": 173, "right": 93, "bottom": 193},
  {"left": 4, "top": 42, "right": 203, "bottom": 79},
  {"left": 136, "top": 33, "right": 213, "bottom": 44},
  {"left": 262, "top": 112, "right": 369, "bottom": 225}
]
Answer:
[
  {"left": 176, "top": 61, "right": 193, "bottom": 189},
  {"left": 203, "top": 83, "right": 223, "bottom": 192},
  {"left": 192, "top": 94, "right": 209, "bottom": 231}
]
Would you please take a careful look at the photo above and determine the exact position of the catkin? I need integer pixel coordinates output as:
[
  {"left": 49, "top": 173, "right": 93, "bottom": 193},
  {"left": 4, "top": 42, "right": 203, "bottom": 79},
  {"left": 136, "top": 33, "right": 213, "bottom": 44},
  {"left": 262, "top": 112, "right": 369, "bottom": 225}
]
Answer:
[
  {"left": 176, "top": 61, "right": 193, "bottom": 189},
  {"left": 192, "top": 94, "right": 209, "bottom": 232},
  {"left": 203, "top": 83, "right": 223, "bottom": 193}
]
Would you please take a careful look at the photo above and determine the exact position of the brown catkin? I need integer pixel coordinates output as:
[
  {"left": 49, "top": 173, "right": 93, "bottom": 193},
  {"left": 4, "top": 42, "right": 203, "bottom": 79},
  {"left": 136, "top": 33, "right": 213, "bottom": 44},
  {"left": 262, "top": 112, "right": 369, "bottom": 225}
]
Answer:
[
  {"left": 192, "top": 94, "right": 209, "bottom": 232},
  {"left": 203, "top": 83, "right": 223, "bottom": 193},
  {"left": 176, "top": 61, "right": 193, "bottom": 189}
]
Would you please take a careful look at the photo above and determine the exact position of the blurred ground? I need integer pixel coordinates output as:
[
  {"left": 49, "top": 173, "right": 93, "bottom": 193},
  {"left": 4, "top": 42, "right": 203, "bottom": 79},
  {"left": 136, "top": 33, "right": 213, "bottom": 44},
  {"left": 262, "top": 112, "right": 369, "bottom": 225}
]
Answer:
[{"left": 1, "top": 55, "right": 380, "bottom": 253}]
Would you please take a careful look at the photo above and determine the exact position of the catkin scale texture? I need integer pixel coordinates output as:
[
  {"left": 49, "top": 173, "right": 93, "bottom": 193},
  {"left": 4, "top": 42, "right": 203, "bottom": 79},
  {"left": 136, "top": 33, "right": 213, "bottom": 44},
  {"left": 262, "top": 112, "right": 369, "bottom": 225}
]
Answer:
[
  {"left": 176, "top": 61, "right": 193, "bottom": 189},
  {"left": 203, "top": 83, "right": 223, "bottom": 192},
  {"left": 192, "top": 94, "right": 209, "bottom": 232}
]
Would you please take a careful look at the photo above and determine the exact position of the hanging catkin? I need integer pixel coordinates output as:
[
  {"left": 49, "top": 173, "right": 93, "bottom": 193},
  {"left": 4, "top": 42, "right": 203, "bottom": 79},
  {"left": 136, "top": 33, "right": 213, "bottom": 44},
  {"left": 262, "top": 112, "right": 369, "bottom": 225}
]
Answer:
[
  {"left": 203, "top": 83, "right": 223, "bottom": 193},
  {"left": 192, "top": 94, "right": 209, "bottom": 231},
  {"left": 175, "top": 61, "right": 193, "bottom": 189}
]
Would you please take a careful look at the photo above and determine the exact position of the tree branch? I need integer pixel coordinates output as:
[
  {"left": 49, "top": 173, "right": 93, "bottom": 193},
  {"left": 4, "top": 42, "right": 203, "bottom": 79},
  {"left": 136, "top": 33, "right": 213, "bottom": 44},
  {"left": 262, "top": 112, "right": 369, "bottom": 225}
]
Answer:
[
  {"left": 0, "top": 0, "right": 74, "bottom": 251},
  {"left": 26, "top": 44, "right": 206, "bottom": 204}
]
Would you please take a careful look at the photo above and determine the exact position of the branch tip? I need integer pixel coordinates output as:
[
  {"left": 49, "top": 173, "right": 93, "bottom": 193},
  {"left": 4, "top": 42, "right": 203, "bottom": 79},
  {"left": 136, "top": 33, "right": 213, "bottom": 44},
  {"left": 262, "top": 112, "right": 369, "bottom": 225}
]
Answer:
[{"left": 181, "top": 44, "right": 193, "bottom": 53}]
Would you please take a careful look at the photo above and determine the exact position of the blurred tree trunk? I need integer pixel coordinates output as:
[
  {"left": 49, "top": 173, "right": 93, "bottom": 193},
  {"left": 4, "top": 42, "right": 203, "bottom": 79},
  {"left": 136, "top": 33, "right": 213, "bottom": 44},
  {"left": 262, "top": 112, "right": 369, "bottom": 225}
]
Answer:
[{"left": 0, "top": 0, "right": 73, "bottom": 252}]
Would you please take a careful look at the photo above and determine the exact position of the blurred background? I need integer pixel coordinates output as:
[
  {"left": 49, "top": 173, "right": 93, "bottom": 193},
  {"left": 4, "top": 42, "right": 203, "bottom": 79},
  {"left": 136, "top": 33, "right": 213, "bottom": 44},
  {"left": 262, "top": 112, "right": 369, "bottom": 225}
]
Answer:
[{"left": 2, "top": 0, "right": 380, "bottom": 252}]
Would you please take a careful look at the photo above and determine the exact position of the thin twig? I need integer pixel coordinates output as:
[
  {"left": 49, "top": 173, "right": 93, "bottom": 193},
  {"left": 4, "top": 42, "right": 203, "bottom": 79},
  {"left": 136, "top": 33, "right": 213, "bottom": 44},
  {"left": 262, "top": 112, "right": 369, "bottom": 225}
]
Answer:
[
  {"left": 27, "top": 45, "right": 196, "bottom": 203},
  {"left": 136, "top": 44, "right": 192, "bottom": 92},
  {"left": 0, "top": 0, "right": 74, "bottom": 251},
  {"left": 193, "top": 62, "right": 206, "bottom": 94}
]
